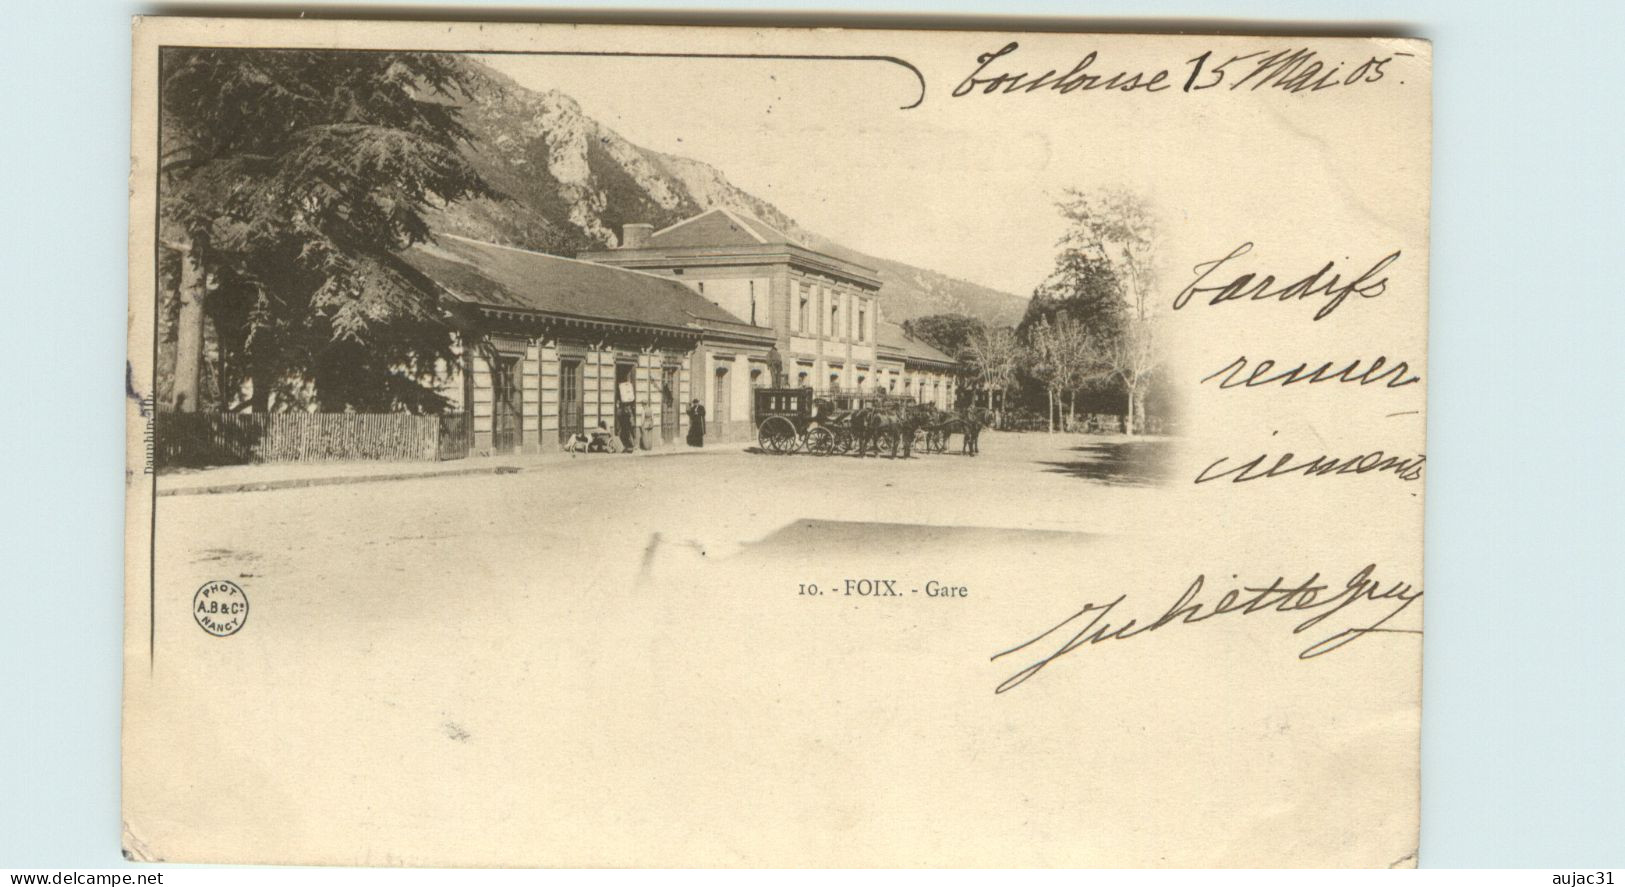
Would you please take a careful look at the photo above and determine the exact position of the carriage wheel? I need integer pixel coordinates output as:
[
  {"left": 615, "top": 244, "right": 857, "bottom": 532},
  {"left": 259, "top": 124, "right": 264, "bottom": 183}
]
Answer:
[
  {"left": 832, "top": 429, "right": 854, "bottom": 455},
  {"left": 806, "top": 427, "right": 836, "bottom": 456},
  {"left": 929, "top": 431, "right": 948, "bottom": 454},
  {"left": 758, "top": 416, "right": 799, "bottom": 455}
]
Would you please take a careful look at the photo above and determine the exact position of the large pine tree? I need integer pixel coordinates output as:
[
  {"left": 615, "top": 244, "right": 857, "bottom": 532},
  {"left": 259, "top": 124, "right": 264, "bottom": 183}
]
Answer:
[
  {"left": 159, "top": 49, "right": 496, "bottom": 412},
  {"left": 1019, "top": 250, "right": 1126, "bottom": 343}
]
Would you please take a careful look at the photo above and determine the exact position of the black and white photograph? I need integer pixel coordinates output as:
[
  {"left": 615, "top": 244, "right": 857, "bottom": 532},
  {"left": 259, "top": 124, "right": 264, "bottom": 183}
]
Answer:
[
  {"left": 120, "top": 16, "right": 1434, "bottom": 869},
  {"left": 10, "top": 0, "right": 1625, "bottom": 879}
]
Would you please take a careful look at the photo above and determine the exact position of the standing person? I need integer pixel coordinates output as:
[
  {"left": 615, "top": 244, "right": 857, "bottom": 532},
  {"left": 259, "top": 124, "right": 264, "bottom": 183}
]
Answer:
[
  {"left": 616, "top": 377, "right": 636, "bottom": 451},
  {"left": 638, "top": 403, "right": 654, "bottom": 451},
  {"left": 686, "top": 398, "right": 706, "bottom": 447}
]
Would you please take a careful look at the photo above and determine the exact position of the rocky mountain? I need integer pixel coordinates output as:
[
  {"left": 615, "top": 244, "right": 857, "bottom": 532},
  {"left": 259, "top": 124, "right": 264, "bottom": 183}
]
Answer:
[{"left": 426, "top": 60, "right": 1028, "bottom": 327}]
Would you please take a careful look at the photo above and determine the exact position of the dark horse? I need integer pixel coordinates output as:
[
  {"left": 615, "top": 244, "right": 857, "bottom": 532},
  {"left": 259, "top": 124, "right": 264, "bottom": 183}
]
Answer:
[
  {"left": 957, "top": 406, "right": 991, "bottom": 456},
  {"left": 931, "top": 406, "right": 991, "bottom": 456},
  {"left": 852, "top": 404, "right": 927, "bottom": 458}
]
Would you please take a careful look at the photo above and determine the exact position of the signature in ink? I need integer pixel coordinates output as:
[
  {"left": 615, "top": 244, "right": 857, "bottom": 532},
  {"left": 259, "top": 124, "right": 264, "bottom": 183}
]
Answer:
[
  {"left": 991, "top": 564, "right": 1422, "bottom": 694},
  {"left": 1201, "top": 355, "right": 1422, "bottom": 390},
  {"left": 1195, "top": 449, "right": 1425, "bottom": 484},
  {"left": 1196, "top": 448, "right": 1423, "bottom": 484},
  {"left": 952, "top": 42, "right": 1174, "bottom": 97},
  {"left": 1173, "top": 242, "right": 1401, "bottom": 321}
]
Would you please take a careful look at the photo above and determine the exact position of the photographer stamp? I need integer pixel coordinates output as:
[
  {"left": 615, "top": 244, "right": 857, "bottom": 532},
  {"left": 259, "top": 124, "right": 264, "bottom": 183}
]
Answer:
[{"left": 192, "top": 580, "right": 247, "bottom": 637}]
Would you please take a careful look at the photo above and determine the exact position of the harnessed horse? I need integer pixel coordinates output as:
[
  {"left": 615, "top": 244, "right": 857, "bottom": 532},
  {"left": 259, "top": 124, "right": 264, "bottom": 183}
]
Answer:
[{"left": 852, "top": 403, "right": 926, "bottom": 458}]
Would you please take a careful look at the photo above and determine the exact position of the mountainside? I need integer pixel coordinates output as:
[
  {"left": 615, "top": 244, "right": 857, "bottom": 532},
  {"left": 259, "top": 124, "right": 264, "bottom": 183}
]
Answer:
[{"left": 427, "top": 60, "right": 1028, "bottom": 327}]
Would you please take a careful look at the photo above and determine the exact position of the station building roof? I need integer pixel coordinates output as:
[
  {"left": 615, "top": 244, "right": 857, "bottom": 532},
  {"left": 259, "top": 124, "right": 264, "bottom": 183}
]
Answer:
[{"left": 401, "top": 234, "right": 774, "bottom": 343}]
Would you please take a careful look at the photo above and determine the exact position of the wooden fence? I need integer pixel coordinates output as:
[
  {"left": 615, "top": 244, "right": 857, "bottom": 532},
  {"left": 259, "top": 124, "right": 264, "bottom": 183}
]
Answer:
[{"left": 157, "top": 412, "right": 465, "bottom": 468}]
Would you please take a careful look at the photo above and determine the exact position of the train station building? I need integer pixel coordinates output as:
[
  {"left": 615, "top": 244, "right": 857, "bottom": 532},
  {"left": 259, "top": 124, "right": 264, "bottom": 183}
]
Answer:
[
  {"left": 581, "top": 208, "right": 960, "bottom": 425},
  {"left": 402, "top": 208, "right": 960, "bottom": 455}
]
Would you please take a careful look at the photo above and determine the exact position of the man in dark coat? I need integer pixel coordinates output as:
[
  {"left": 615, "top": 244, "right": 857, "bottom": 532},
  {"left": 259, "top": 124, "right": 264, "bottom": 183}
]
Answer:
[{"left": 686, "top": 398, "right": 706, "bottom": 447}]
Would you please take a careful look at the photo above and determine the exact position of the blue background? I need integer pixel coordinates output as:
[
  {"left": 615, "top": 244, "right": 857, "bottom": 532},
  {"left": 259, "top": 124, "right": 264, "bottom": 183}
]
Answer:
[{"left": 2, "top": 0, "right": 1620, "bottom": 869}]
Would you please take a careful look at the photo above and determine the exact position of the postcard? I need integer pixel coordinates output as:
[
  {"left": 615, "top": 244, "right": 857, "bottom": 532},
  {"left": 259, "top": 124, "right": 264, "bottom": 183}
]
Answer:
[{"left": 125, "top": 16, "right": 1430, "bottom": 867}]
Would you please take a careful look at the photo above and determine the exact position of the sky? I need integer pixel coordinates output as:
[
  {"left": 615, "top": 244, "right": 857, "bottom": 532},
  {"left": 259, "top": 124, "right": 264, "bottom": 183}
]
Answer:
[
  {"left": 475, "top": 30, "right": 1430, "bottom": 316},
  {"left": 480, "top": 50, "right": 1075, "bottom": 297}
]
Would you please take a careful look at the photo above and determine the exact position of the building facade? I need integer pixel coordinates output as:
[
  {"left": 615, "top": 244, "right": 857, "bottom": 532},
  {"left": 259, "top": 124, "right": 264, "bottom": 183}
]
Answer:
[
  {"left": 402, "top": 234, "right": 775, "bottom": 455},
  {"left": 580, "top": 209, "right": 960, "bottom": 438},
  {"left": 400, "top": 210, "right": 961, "bottom": 455}
]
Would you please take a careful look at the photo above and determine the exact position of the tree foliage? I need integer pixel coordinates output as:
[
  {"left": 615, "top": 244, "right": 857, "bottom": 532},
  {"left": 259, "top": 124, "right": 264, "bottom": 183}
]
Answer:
[
  {"left": 964, "top": 326, "right": 1022, "bottom": 413},
  {"left": 902, "top": 313, "right": 987, "bottom": 360},
  {"left": 1021, "top": 251, "right": 1126, "bottom": 345},
  {"left": 1053, "top": 187, "right": 1158, "bottom": 319},
  {"left": 160, "top": 49, "right": 497, "bottom": 411},
  {"left": 1012, "top": 189, "right": 1164, "bottom": 430},
  {"left": 1024, "top": 312, "right": 1106, "bottom": 430},
  {"left": 1103, "top": 317, "right": 1159, "bottom": 435}
]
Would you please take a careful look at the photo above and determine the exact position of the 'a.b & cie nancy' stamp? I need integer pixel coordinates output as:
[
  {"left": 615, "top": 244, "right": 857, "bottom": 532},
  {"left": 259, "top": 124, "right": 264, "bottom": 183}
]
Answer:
[{"left": 193, "top": 580, "right": 248, "bottom": 637}]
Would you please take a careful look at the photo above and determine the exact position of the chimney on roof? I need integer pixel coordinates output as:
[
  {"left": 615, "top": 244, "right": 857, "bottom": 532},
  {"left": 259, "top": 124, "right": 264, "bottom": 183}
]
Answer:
[{"left": 620, "top": 223, "right": 653, "bottom": 249}]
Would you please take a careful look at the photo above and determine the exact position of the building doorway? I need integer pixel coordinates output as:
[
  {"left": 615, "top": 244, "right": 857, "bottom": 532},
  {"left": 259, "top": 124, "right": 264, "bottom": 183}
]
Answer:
[
  {"left": 615, "top": 359, "right": 637, "bottom": 449},
  {"left": 490, "top": 354, "right": 522, "bottom": 454},
  {"left": 558, "top": 358, "right": 584, "bottom": 443},
  {"left": 660, "top": 364, "right": 679, "bottom": 443}
]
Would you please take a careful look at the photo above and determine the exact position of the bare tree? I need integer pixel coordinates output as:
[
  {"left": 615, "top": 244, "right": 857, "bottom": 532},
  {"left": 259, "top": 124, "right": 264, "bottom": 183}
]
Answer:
[
  {"left": 1027, "top": 313, "right": 1102, "bottom": 433},
  {"left": 1103, "top": 317, "right": 1158, "bottom": 435},
  {"left": 1025, "top": 318, "right": 1062, "bottom": 433},
  {"left": 1052, "top": 315, "right": 1096, "bottom": 432},
  {"left": 965, "top": 326, "right": 1021, "bottom": 426}
]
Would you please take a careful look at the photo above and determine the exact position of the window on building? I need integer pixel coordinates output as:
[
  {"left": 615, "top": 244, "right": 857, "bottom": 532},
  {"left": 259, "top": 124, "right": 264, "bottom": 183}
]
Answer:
[
  {"left": 749, "top": 280, "right": 758, "bottom": 326},
  {"left": 857, "top": 302, "right": 867, "bottom": 343},
  {"left": 714, "top": 367, "right": 730, "bottom": 423},
  {"left": 798, "top": 284, "right": 810, "bottom": 332},
  {"left": 829, "top": 297, "right": 839, "bottom": 339}
]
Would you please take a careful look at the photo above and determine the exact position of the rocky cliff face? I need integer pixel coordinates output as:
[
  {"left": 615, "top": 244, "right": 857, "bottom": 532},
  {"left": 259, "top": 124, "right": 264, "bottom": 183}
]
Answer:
[{"left": 428, "top": 59, "right": 1027, "bottom": 327}]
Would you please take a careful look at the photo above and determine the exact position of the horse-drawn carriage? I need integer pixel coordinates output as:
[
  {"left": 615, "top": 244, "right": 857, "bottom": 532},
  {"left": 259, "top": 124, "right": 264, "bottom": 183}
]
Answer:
[
  {"left": 754, "top": 387, "right": 840, "bottom": 455},
  {"left": 752, "top": 387, "right": 985, "bottom": 458},
  {"left": 752, "top": 387, "right": 880, "bottom": 455}
]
